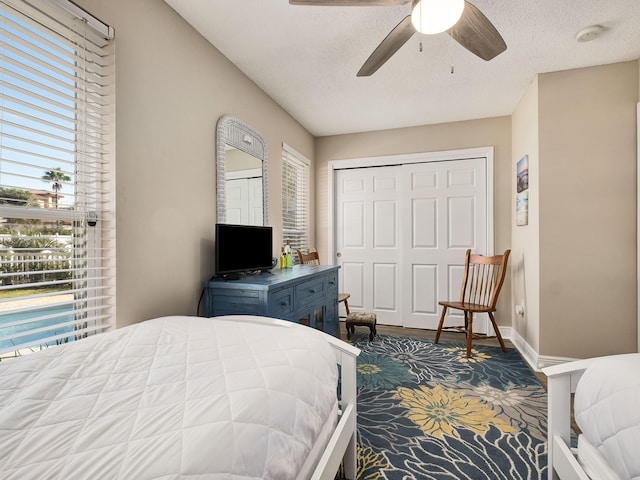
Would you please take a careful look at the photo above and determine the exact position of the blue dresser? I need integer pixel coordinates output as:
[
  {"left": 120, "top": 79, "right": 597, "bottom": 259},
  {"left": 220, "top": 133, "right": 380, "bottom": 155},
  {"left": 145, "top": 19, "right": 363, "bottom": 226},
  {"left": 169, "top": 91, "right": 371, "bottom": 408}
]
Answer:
[{"left": 203, "top": 265, "right": 340, "bottom": 337}]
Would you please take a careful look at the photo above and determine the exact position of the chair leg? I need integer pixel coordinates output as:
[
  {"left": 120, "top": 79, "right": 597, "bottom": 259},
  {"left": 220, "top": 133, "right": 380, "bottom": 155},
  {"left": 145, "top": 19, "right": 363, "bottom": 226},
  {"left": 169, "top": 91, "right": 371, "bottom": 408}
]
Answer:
[
  {"left": 466, "top": 312, "right": 473, "bottom": 358},
  {"left": 434, "top": 306, "right": 447, "bottom": 344},
  {"left": 344, "top": 298, "right": 350, "bottom": 316},
  {"left": 489, "top": 312, "right": 507, "bottom": 352},
  {"left": 347, "top": 321, "right": 356, "bottom": 340}
]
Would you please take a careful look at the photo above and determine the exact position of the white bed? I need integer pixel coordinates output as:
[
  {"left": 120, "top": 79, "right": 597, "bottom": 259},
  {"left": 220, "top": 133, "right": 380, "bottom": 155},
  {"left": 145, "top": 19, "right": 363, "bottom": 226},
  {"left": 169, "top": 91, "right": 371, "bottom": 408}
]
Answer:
[
  {"left": 543, "top": 353, "right": 640, "bottom": 480},
  {"left": 0, "top": 315, "right": 360, "bottom": 480}
]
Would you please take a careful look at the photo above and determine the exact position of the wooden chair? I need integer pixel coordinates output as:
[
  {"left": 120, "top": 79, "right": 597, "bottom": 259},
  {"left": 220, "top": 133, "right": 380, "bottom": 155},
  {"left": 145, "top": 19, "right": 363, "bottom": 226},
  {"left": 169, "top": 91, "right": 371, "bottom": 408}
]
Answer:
[
  {"left": 435, "top": 249, "right": 511, "bottom": 358},
  {"left": 296, "top": 248, "right": 351, "bottom": 317}
]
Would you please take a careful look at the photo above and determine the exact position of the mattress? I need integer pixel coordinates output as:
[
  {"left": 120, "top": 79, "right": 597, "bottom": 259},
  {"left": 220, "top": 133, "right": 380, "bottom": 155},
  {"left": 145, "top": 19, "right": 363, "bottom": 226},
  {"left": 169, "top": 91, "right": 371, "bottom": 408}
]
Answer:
[
  {"left": 577, "top": 434, "right": 623, "bottom": 480},
  {"left": 574, "top": 353, "right": 640, "bottom": 480},
  {"left": 0, "top": 315, "right": 339, "bottom": 479}
]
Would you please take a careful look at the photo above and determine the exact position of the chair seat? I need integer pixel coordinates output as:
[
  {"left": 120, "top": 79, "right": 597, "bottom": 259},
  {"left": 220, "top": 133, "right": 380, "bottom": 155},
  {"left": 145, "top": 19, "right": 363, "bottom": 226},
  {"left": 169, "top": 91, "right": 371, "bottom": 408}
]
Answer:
[
  {"left": 338, "top": 293, "right": 350, "bottom": 303},
  {"left": 438, "top": 300, "right": 496, "bottom": 314}
]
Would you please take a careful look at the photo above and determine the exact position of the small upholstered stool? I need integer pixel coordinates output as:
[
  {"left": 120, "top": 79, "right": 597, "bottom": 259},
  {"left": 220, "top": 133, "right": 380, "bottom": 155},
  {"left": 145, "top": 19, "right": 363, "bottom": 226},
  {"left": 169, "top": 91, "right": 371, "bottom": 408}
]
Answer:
[{"left": 346, "top": 312, "right": 377, "bottom": 341}]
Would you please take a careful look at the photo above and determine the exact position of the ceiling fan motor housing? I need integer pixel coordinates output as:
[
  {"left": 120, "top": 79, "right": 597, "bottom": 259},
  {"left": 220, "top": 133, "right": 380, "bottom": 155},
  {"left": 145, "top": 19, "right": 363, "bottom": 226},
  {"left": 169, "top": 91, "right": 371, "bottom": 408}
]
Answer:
[{"left": 410, "top": 0, "right": 465, "bottom": 34}]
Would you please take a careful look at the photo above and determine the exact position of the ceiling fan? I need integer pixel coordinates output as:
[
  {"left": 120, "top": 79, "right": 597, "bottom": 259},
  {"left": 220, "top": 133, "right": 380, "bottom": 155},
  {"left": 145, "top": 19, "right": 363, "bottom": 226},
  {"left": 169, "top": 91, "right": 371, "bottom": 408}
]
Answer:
[{"left": 289, "top": 0, "right": 507, "bottom": 76}]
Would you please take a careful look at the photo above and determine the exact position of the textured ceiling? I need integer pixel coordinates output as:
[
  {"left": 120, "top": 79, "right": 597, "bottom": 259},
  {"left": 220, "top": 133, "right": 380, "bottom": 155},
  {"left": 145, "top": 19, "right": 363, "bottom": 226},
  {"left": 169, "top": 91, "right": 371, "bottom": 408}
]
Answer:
[{"left": 163, "top": 0, "right": 640, "bottom": 137}]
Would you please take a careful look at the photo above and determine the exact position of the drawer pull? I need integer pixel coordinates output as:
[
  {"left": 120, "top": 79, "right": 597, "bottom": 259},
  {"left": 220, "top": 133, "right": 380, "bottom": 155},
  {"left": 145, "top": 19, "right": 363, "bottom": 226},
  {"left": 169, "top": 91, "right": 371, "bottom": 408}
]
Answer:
[
  {"left": 281, "top": 301, "right": 288, "bottom": 307},
  {"left": 309, "top": 288, "right": 317, "bottom": 293}
]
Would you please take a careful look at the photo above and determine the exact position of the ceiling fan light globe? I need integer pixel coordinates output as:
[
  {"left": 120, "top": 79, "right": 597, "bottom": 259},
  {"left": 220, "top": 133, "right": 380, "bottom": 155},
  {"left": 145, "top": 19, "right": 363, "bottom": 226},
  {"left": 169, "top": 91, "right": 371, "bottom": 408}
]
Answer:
[{"left": 411, "top": 0, "right": 464, "bottom": 34}]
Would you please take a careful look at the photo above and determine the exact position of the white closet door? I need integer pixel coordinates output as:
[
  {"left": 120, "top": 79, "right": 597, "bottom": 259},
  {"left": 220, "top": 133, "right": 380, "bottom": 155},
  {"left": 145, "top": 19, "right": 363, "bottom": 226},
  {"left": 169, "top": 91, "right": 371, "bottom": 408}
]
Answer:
[
  {"left": 335, "top": 157, "right": 489, "bottom": 331},
  {"left": 226, "top": 178, "right": 249, "bottom": 224},
  {"left": 226, "top": 176, "right": 263, "bottom": 226},
  {"left": 248, "top": 177, "right": 263, "bottom": 226},
  {"left": 401, "top": 158, "right": 487, "bottom": 330},
  {"left": 335, "top": 166, "right": 403, "bottom": 326}
]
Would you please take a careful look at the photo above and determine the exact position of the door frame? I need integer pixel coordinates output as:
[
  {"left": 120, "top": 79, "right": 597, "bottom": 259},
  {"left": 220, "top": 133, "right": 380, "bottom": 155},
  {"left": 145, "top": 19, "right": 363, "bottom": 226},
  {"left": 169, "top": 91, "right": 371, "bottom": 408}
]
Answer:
[{"left": 327, "top": 145, "right": 495, "bottom": 269}]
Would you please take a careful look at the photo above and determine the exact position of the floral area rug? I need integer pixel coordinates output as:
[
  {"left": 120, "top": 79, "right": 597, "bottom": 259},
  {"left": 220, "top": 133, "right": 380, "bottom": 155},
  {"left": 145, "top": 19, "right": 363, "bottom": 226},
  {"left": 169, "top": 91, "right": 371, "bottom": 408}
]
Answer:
[{"left": 351, "top": 333, "right": 548, "bottom": 480}]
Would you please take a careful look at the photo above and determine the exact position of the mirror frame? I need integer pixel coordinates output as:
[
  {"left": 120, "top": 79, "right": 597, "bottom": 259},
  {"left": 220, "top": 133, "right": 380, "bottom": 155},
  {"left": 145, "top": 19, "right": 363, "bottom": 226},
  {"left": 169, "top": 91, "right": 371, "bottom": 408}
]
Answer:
[{"left": 216, "top": 115, "right": 269, "bottom": 225}]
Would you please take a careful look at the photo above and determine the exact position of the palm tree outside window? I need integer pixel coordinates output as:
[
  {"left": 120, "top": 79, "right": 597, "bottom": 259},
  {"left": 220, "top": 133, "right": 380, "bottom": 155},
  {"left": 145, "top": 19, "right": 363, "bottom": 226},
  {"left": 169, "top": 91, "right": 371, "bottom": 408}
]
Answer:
[{"left": 42, "top": 168, "right": 71, "bottom": 209}]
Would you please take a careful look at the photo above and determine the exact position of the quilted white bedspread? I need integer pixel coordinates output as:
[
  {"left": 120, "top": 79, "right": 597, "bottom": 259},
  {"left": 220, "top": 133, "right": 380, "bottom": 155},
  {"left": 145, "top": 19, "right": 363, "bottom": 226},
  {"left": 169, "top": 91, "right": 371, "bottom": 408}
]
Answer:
[
  {"left": 574, "top": 353, "right": 640, "bottom": 480},
  {"left": 0, "top": 315, "right": 339, "bottom": 479}
]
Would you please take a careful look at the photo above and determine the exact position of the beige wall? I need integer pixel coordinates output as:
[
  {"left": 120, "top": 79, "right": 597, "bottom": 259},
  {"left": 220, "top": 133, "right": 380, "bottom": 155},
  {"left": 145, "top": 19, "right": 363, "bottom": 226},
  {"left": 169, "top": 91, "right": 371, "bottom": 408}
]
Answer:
[
  {"left": 511, "top": 62, "right": 638, "bottom": 361},
  {"left": 76, "top": 0, "right": 314, "bottom": 327},
  {"left": 315, "top": 117, "right": 513, "bottom": 326},
  {"left": 511, "top": 77, "right": 540, "bottom": 352},
  {"left": 538, "top": 61, "right": 638, "bottom": 358},
  {"left": 71, "top": 2, "right": 640, "bottom": 361}
]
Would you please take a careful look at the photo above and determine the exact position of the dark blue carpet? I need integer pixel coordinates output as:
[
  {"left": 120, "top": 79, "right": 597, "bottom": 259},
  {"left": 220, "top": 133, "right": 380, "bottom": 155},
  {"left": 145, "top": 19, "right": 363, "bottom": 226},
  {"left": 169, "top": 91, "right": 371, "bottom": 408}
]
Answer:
[{"left": 351, "top": 333, "right": 547, "bottom": 480}]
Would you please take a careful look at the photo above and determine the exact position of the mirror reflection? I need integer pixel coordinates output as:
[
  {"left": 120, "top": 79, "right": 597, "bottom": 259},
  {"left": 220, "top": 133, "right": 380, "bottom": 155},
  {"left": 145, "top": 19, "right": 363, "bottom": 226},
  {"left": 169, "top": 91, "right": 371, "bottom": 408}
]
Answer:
[
  {"left": 216, "top": 115, "right": 268, "bottom": 226},
  {"left": 224, "top": 146, "right": 263, "bottom": 226}
]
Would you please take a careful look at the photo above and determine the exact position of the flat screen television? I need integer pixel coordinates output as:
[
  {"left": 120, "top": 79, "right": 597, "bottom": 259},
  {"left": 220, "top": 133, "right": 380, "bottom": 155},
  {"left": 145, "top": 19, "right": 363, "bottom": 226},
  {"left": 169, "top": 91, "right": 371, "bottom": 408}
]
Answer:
[{"left": 215, "top": 223, "right": 273, "bottom": 278}]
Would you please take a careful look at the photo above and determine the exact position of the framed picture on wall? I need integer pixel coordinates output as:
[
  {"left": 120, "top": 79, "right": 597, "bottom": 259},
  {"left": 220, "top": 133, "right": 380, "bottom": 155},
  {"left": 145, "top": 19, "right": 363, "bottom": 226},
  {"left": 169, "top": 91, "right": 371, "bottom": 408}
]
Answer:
[{"left": 516, "top": 155, "right": 529, "bottom": 226}]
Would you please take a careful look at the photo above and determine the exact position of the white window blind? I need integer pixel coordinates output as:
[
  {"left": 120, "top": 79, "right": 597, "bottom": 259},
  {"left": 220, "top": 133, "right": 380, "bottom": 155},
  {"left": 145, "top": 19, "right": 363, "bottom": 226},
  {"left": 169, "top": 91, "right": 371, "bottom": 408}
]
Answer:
[
  {"left": 0, "top": 0, "right": 115, "bottom": 358},
  {"left": 282, "top": 143, "right": 310, "bottom": 259}
]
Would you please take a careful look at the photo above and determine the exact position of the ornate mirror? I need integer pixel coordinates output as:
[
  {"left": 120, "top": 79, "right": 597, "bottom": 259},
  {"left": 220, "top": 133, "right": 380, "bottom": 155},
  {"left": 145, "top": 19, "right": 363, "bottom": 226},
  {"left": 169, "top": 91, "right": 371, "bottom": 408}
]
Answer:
[{"left": 216, "top": 115, "right": 268, "bottom": 225}]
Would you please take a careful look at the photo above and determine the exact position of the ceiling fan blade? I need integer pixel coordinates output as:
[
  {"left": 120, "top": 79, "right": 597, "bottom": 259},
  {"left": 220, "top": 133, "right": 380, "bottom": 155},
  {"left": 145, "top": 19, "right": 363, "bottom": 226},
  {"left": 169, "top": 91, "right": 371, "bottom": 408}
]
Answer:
[
  {"left": 448, "top": 1, "right": 506, "bottom": 61},
  {"left": 357, "top": 15, "right": 415, "bottom": 77}
]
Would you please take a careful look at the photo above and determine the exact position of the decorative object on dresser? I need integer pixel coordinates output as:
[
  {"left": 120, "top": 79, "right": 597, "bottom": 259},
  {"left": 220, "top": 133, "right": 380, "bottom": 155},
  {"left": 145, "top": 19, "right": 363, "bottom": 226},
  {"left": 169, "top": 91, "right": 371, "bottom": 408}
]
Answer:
[
  {"left": 203, "top": 264, "right": 341, "bottom": 337},
  {"left": 297, "top": 247, "right": 351, "bottom": 317}
]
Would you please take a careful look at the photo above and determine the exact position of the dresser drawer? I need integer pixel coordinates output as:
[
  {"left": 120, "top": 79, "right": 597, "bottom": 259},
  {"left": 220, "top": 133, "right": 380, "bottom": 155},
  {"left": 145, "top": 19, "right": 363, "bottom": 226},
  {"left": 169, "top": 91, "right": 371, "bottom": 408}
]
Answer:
[
  {"left": 205, "top": 289, "right": 262, "bottom": 316},
  {"left": 268, "top": 288, "right": 294, "bottom": 317},
  {"left": 295, "top": 277, "right": 325, "bottom": 308},
  {"left": 326, "top": 271, "right": 339, "bottom": 294}
]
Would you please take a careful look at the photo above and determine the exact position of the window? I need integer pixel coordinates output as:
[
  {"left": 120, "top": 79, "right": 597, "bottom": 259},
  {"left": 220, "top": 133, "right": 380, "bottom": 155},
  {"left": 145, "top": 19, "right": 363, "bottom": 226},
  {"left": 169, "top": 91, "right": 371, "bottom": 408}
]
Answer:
[
  {"left": 0, "top": 0, "right": 115, "bottom": 358},
  {"left": 282, "top": 144, "right": 310, "bottom": 258}
]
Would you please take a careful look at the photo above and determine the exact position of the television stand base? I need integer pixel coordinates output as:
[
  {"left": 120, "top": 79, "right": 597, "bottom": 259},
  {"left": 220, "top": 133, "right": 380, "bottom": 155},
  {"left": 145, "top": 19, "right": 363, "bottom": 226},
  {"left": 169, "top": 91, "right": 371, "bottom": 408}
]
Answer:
[{"left": 219, "top": 273, "right": 241, "bottom": 281}]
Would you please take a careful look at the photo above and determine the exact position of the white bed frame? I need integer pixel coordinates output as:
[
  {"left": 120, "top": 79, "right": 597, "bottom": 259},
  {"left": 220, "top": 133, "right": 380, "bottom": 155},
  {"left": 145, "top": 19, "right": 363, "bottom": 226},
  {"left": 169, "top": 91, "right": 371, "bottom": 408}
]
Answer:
[
  {"left": 311, "top": 330, "right": 360, "bottom": 480},
  {"left": 231, "top": 316, "right": 361, "bottom": 480},
  {"left": 542, "top": 353, "right": 638, "bottom": 480}
]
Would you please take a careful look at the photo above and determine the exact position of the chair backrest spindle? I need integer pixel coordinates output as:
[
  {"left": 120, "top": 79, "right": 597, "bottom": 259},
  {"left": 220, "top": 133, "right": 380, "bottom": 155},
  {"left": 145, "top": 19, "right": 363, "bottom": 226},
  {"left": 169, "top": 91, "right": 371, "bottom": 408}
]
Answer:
[
  {"left": 296, "top": 248, "right": 320, "bottom": 266},
  {"left": 459, "top": 249, "right": 511, "bottom": 309}
]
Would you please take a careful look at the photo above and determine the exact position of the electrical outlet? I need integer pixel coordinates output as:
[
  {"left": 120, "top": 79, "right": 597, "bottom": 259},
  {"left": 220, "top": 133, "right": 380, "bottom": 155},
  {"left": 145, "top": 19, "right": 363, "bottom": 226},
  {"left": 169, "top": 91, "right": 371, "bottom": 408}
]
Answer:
[{"left": 515, "top": 305, "right": 525, "bottom": 316}]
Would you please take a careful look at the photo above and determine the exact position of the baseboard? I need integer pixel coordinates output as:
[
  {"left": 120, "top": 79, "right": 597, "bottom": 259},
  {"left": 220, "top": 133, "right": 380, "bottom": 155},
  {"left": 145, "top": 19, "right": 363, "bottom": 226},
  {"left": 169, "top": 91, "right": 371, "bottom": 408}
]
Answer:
[
  {"left": 502, "top": 326, "right": 581, "bottom": 372},
  {"left": 501, "top": 326, "right": 541, "bottom": 372}
]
